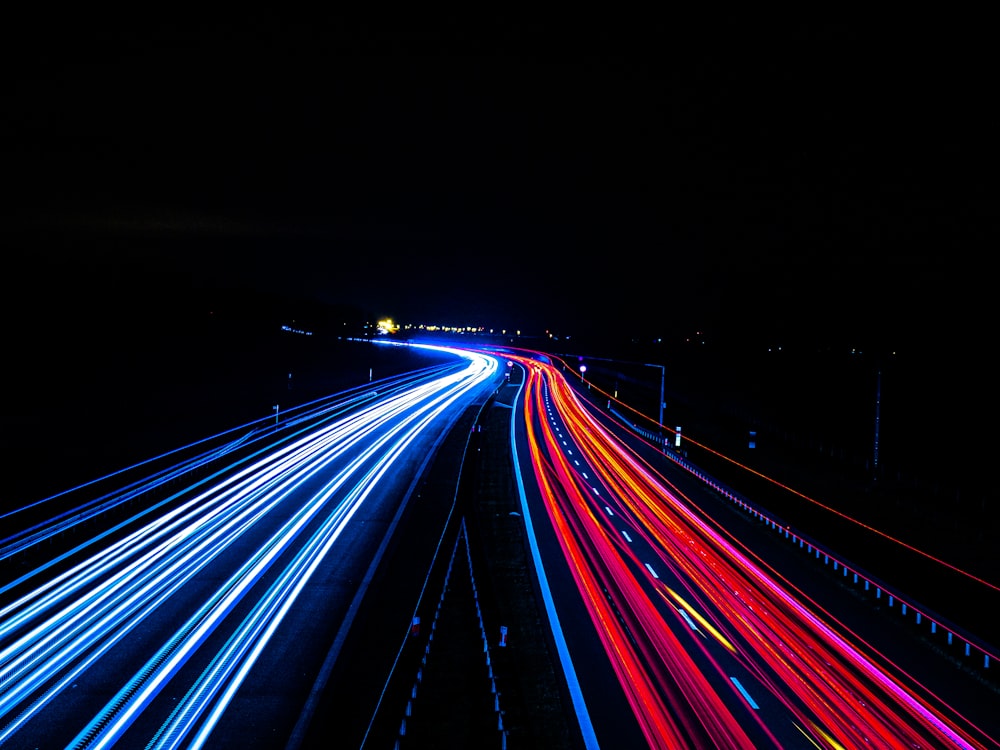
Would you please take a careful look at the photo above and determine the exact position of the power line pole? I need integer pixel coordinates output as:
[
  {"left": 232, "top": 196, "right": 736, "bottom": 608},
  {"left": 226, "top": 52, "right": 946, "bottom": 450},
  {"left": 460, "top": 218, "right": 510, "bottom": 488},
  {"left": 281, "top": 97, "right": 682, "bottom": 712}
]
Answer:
[{"left": 872, "top": 367, "right": 881, "bottom": 482}]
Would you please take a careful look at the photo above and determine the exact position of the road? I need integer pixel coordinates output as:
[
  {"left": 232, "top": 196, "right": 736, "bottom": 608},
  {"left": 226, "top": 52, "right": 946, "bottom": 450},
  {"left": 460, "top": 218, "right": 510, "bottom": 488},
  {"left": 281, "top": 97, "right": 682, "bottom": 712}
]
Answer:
[
  {"left": 505, "top": 350, "right": 1000, "bottom": 749},
  {"left": 4, "top": 338, "right": 999, "bottom": 748},
  {"left": 0, "top": 343, "right": 500, "bottom": 749}
]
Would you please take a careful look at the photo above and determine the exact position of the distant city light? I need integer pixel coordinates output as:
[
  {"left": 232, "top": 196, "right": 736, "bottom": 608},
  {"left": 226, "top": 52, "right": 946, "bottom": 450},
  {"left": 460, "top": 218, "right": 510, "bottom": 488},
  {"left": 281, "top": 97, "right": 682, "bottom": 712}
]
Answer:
[{"left": 376, "top": 318, "right": 399, "bottom": 335}]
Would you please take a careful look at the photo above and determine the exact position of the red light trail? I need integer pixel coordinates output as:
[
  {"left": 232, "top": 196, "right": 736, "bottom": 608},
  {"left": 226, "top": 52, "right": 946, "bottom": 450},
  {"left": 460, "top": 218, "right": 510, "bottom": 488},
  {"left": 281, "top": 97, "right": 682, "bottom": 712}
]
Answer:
[{"left": 511, "top": 353, "right": 998, "bottom": 749}]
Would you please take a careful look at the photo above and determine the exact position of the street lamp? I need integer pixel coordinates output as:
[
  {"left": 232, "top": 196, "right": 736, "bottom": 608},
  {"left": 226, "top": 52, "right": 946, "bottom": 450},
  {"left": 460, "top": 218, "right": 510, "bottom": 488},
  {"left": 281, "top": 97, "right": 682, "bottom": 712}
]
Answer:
[{"left": 567, "top": 354, "right": 664, "bottom": 429}]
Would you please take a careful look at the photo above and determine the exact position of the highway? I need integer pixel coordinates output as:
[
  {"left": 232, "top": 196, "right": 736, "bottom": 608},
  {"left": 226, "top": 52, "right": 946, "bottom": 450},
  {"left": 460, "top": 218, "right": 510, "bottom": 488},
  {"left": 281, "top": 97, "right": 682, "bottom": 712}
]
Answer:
[
  {"left": 506, "top": 351, "right": 1000, "bottom": 749},
  {"left": 0, "top": 342, "right": 500, "bottom": 749},
  {"left": 4, "top": 336, "right": 999, "bottom": 748}
]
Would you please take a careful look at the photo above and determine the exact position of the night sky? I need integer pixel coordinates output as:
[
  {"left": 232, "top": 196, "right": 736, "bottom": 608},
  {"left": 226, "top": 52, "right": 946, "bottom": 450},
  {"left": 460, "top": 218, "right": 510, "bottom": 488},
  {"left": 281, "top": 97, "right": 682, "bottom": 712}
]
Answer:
[
  {"left": 1, "top": 10, "right": 998, "bottom": 568},
  {"left": 3, "top": 11, "right": 996, "bottom": 353}
]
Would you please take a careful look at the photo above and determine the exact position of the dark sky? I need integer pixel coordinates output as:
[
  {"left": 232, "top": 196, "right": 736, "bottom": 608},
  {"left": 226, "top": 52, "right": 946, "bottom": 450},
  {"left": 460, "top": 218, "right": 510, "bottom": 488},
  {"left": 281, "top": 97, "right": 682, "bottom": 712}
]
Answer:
[{"left": 3, "top": 10, "right": 996, "bottom": 352}]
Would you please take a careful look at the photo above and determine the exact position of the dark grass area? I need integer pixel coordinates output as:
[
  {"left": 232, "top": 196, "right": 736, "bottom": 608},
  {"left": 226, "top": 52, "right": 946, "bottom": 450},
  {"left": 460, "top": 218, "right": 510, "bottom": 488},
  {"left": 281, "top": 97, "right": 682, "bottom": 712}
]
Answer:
[{"left": 575, "top": 340, "right": 1000, "bottom": 580}]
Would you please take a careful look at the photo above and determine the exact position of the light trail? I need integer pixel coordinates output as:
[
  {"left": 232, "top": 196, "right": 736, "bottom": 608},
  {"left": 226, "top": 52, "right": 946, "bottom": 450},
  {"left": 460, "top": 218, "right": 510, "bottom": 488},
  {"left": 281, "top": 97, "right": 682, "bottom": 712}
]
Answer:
[
  {"left": 508, "top": 353, "right": 998, "bottom": 750},
  {"left": 0, "top": 344, "right": 498, "bottom": 748}
]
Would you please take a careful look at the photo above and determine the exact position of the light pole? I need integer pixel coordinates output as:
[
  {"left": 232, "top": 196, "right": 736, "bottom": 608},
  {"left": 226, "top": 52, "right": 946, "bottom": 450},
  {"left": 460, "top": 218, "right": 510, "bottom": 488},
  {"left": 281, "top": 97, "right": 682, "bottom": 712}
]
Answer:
[
  {"left": 566, "top": 354, "right": 665, "bottom": 429},
  {"left": 645, "top": 363, "right": 665, "bottom": 431}
]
